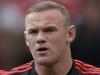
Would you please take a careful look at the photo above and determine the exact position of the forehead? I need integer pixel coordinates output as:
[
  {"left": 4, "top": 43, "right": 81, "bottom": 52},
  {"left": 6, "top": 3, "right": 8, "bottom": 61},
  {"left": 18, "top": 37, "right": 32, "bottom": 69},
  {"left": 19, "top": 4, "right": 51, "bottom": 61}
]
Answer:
[{"left": 25, "top": 9, "right": 66, "bottom": 29}]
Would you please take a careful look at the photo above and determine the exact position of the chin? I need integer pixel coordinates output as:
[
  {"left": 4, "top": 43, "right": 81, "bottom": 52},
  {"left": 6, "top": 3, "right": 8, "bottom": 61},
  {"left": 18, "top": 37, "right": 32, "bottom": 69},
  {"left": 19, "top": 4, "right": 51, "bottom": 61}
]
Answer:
[{"left": 35, "top": 57, "right": 54, "bottom": 65}]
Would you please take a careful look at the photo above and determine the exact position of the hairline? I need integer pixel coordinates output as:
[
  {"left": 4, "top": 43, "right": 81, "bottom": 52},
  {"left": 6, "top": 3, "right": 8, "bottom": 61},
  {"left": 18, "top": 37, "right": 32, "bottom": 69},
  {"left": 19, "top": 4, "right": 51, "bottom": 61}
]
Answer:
[{"left": 26, "top": 1, "right": 71, "bottom": 26}]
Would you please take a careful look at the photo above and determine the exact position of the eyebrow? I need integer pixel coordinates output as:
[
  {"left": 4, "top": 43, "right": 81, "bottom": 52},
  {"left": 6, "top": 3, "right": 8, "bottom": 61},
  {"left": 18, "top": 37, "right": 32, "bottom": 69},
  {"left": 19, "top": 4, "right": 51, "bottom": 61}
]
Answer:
[
  {"left": 44, "top": 26, "right": 57, "bottom": 29},
  {"left": 27, "top": 24, "right": 57, "bottom": 32}
]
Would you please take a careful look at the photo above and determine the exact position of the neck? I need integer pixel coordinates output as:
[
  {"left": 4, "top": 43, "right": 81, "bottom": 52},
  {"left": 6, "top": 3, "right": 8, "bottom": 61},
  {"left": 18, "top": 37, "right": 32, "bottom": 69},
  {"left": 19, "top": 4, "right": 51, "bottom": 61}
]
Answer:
[{"left": 35, "top": 50, "right": 72, "bottom": 75}]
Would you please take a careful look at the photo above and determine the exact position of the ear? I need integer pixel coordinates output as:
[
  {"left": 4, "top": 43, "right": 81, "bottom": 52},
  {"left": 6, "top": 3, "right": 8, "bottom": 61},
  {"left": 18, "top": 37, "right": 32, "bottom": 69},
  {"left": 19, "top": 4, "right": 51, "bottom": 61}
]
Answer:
[
  {"left": 24, "top": 31, "right": 29, "bottom": 47},
  {"left": 66, "top": 25, "right": 76, "bottom": 43}
]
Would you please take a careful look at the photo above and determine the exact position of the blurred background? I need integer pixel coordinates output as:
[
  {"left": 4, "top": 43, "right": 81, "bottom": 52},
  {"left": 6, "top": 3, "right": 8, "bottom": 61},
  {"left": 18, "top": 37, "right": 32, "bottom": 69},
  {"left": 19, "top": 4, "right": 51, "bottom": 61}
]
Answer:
[{"left": 0, "top": 0, "right": 100, "bottom": 70}]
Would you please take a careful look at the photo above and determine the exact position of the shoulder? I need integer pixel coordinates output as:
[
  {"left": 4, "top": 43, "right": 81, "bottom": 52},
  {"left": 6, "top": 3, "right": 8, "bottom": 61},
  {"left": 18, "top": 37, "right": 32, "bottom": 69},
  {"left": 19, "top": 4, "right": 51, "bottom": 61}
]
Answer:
[
  {"left": 0, "top": 60, "right": 33, "bottom": 75},
  {"left": 75, "top": 60, "right": 100, "bottom": 75}
]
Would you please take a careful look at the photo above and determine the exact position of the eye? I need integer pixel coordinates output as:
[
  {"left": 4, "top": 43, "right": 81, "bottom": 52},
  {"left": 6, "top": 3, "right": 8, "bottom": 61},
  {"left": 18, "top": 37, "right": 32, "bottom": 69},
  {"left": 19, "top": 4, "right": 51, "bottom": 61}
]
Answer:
[
  {"left": 28, "top": 29, "right": 38, "bottom": 35},
  {"left": 43, "top": 27, "right": 57, "bottom": 33}
]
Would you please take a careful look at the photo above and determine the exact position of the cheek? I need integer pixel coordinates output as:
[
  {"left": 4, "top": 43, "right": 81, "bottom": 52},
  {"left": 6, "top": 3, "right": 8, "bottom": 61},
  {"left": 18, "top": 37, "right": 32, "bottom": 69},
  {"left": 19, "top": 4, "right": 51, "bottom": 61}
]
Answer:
[
  {"left": 48, "top": 34, "right": 67, "bottom": 49},
  {"left": 28, "top": 36, "right": 36, "bottom": 50},
  {"left": 48, "top": 35, "right": 67, "bottom": 60},
  {"left": 28, "top": 38, "right": 36, "bottom": 57}
]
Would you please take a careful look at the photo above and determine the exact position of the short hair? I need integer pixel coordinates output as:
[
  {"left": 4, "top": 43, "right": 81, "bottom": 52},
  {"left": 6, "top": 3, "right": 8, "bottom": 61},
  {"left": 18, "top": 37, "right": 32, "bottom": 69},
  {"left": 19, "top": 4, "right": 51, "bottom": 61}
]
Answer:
[{"left": 26, "top": 1, "right": 70, "bottom": 25}]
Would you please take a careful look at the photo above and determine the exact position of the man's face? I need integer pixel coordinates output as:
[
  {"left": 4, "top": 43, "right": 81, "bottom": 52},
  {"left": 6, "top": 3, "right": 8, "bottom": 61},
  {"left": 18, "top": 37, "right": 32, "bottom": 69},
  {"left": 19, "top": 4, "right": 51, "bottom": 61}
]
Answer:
[{"left": 25, "top": 9, "right": 75, "bottom": 65}]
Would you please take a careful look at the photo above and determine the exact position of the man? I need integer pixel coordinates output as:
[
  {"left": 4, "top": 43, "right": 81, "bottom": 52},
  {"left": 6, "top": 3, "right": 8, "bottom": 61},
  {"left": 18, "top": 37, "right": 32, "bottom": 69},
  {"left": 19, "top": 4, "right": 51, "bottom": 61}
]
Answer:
[{"left": 1, "top": 1, "right": 100, "bottom": 75}]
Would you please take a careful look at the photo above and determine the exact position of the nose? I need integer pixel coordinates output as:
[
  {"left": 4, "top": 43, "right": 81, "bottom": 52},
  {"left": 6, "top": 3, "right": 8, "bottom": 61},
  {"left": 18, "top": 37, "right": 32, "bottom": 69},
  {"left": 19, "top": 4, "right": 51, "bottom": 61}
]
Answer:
[{"left": 36, "top": 32, "right": 46, "bottom": 44}]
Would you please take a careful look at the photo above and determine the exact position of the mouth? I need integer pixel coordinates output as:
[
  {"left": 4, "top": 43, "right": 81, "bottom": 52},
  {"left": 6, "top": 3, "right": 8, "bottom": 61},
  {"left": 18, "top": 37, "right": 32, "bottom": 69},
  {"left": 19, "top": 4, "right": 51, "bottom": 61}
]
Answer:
[{"left": 37, "top": 47, "right": 49, "bottom": 52}]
